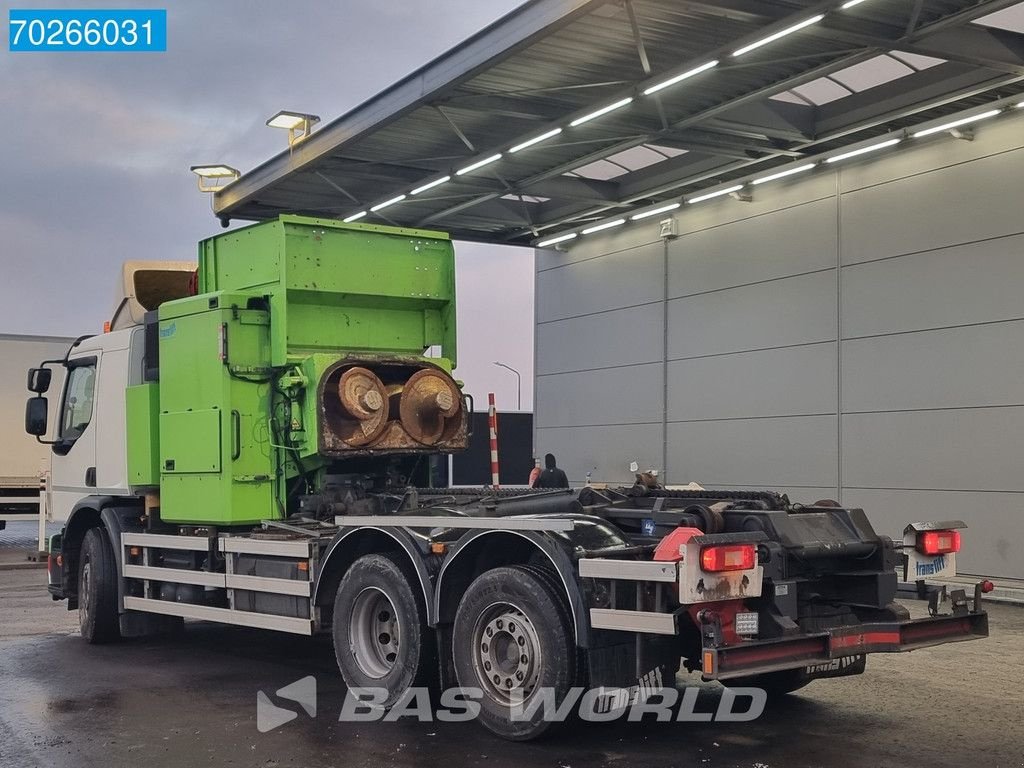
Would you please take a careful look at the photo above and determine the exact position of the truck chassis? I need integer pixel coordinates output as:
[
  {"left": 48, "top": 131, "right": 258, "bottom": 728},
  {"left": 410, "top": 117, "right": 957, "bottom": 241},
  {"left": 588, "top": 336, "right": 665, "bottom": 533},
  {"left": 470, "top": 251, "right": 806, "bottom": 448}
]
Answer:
[{"left": 48, "top": 484, "right": 989, "bottom": 740}]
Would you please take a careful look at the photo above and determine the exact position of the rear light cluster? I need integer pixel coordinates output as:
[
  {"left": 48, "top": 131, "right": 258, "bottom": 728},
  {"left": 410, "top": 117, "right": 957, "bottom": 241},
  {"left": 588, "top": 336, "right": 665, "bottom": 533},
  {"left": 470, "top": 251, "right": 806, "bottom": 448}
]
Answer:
[
  {"left": 916, "top": 530, "right": 961, "bottom": 556},
  {"left": 734, "top": 611, "right": 759, "bottom": 636},
  {"left": 700, "top": 544, "right": 756, "bottom": 573}
]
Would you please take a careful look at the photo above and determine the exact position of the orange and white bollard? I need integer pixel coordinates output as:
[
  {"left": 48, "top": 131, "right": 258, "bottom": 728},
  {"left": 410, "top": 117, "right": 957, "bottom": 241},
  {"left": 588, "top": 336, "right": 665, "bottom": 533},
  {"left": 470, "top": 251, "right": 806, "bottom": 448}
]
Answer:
[{"left": 488, "top": 392, "right": 500, "bottom": 489}]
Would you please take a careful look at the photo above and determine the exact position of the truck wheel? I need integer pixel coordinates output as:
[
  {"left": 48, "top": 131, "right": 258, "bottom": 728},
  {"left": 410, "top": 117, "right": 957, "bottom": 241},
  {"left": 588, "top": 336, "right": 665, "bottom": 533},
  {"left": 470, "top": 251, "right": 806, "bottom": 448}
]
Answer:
[
  {"left": 78, "top": 527, "right": 121, "bottom": 644},
  {"left": 727, "top": 668, "right": 808, "bottom": 698},
  {"left": 452, "top": 566, "right": 575, "bottom": 741},
  {"left": 332, "top": 554, "right": 433, "bottom": 707}
]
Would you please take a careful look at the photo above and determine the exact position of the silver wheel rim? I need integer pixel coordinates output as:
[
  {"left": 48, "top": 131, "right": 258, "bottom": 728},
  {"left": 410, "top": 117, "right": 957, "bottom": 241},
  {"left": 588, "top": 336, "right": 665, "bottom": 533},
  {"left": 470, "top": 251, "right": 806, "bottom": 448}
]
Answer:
[
  {"left": 472, "top": 601, "right": 543, "bottom": 706},
  {"left": 349, "top": 587, "right": 401, "bottom": 679}
]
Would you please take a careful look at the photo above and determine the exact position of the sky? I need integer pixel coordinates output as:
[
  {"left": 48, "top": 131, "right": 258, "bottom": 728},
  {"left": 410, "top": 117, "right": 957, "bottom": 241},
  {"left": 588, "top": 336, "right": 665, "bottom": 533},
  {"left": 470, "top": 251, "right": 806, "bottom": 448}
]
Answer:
[{"left": 0, "top": 0, "right": 534, "bottom": 412}]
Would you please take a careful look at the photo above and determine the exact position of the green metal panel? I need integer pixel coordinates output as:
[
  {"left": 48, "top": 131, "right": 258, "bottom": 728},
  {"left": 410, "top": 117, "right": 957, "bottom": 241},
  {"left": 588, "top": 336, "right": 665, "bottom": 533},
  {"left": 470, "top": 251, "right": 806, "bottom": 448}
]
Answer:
[
  {"left": 197, "top": 215, "right": 457, "bottom": 368},
  {"left": 151, "top": 214, "right": 462, "bottom": 527},
  {"left": 157, "top": 293, "right": 276, "bottom": 526},
  {"left": 126, "top": 382, "right": 160, "bottom": 487},
  {"left": 160, "top": 410, "right": 221, "bottom": 473}
]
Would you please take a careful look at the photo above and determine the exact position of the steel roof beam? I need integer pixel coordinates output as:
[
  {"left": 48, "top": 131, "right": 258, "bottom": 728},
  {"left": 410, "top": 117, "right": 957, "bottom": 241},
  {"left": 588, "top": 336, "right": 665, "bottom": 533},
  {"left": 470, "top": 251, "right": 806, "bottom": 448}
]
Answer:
[
  {"left": 419, "top": 47, "right": 882, "bottom": 231},
  {"left": 812, "top": 62, "right": 1017, "bottom": 136},
  {"left": 428, "top": 94, "right": 574, "bottom": 123},
  {"left": 433, "top": 106, "right": 478, "bottom": 152},
  {"left": 909, "top": 0, "right": 1024, "bottom": 34},
  {"left": 450, "top": 173, "right": 622, "bottom": 205},
  {"left": 615, "top": 152, "right": 745, "bottom": 201},
  {"left": 897, "top": 27, "right": 1024, "bottom": 75},
  {"left": 670, "top": 0, "right": 790, "bottom": 23},
  {"left": 667, "top": 127, "right": 808, "bottom": 158},
  {"left": 702, "top": 101, "right": 817, "bottom": 142},
  {"left": 510, "top": 71, "right": 1024, "bottom": 239},
  {"left": 809, "top": 26, "right": 1024, "bottom": 76},
  {"left": 382, "top": 27, "right": 1015, "bottom": 234}
]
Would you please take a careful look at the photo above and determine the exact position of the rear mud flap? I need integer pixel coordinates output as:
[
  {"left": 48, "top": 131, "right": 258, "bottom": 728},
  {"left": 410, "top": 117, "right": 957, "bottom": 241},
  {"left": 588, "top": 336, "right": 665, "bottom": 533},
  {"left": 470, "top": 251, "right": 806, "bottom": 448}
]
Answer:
[
  {"left": 803, "top": 654, "right": 866, "bottom": 682},
  {"left": 589, "top": 667, "right": 665, "bottom": 715}
]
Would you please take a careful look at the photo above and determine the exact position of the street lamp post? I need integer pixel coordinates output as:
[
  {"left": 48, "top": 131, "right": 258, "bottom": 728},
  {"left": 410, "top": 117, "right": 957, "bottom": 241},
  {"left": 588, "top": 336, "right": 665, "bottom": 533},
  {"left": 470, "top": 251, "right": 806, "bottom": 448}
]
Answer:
[{"left": 492, "top": 361, "right": 522, "bottom": 411}]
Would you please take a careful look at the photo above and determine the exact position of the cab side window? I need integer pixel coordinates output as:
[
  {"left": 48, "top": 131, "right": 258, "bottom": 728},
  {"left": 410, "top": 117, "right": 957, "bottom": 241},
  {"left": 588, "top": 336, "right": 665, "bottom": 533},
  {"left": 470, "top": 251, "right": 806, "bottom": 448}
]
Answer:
[{"left": 59, "top": 362, "right": 97, "bottom": 442}]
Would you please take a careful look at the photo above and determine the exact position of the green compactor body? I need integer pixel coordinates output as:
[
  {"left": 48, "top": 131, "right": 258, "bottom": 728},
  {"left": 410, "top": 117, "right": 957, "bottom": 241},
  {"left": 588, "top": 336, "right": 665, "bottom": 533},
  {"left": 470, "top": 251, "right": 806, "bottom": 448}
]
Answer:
[{"left": 125, "top": 215, "right": 468, "bottom": 526}]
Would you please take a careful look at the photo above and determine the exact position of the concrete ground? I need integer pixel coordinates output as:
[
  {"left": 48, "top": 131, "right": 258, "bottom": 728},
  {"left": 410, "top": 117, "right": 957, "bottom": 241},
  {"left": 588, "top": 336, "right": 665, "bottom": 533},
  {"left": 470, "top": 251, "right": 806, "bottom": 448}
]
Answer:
[
  {"left": 1, "top": 567, "right": 1022, "bottom": 768},
  {"left": 0, "top": 521, "right": 61, "bottom": 569}
]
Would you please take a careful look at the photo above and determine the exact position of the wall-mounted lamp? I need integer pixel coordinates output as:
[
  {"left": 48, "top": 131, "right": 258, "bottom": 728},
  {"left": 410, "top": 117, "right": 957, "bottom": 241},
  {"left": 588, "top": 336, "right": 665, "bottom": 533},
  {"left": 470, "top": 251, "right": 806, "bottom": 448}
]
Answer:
[
  {"left": 266, "top": 110, "right": 320, "bottom": 147},
  {"left": 190, "top": 164, "right": 240, "bottom": 193}
]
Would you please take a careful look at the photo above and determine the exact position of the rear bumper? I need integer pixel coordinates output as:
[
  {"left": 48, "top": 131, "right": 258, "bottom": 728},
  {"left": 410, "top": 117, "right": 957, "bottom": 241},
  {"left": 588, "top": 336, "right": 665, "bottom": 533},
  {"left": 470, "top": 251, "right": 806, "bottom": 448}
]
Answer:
[{"left": 704, "top": 609, "right": 988, "bottom": 681}]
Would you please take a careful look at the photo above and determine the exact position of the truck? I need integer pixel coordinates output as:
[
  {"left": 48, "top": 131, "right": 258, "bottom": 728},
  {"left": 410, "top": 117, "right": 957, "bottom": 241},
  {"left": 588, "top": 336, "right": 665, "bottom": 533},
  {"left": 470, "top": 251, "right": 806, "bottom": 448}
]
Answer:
[
  {"left": 0, "top": 334, "right": 75, "bottom": 533},
  {"left": 26, "top": 214, "right": 989, "bottom": 740}
]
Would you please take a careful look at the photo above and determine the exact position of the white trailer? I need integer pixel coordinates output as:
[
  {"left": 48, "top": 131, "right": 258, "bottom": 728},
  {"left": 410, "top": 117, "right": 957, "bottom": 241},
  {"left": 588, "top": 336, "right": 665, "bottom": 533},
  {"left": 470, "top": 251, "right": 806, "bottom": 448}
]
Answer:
[{"left": 0, "top": 334, "right": 73, "bottom": 534}]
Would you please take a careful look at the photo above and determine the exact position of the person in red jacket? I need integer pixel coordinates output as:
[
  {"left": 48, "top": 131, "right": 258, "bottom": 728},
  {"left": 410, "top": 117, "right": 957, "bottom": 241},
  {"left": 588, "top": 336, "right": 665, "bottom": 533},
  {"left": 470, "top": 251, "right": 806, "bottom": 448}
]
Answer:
[{"left": 528, "top": 457, "right": 542, "bottom": 488}]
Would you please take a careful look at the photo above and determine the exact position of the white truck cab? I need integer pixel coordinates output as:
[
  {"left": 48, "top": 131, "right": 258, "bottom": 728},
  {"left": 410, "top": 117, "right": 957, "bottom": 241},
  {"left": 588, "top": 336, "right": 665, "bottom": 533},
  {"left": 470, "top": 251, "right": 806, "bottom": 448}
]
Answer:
[
  {"left": 46, "top": 329, "right": 145, "bottom": 521},
  {"left": 25, "top": 260, "right": 194, "bottom": 524}
]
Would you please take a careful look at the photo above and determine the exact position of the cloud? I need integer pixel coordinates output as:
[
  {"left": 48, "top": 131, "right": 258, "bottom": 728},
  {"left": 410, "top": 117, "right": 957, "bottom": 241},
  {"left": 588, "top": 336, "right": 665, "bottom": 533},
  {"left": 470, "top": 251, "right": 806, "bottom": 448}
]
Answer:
[{"left": 0, "top": 0, "right": 534, "bottom": 408}]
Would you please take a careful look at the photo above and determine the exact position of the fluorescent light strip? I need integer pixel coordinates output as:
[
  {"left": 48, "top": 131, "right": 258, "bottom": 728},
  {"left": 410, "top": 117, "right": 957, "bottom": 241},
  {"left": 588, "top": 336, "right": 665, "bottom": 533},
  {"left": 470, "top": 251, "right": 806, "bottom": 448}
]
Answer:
[
  {"left": 643, "top": 60, "right": 718, "bottom": 96},
  {"left": 456, "top": 154, "right": 502, "bottom": 176},
  {"left": 343, "top": 211, "right": 367, "bottom": 223},
  {"left": 370, "top": 194, "right": 406, "bottom": 212},
  {"left": 751, "top": 162, "right": 816, "bottom": 185},
  {"left": 581, "top": 218, "right": 626, "bottom": 235},
  {"left": 510, "top": 128, "right": 563, "bottom": 153},
  {"left": 537, "top": 232, "right": 578, "bottom": 248},
  {"left": 912, "top": 109, "right": 1001, "bottom": 138},
  {"left": 631, "top": 202, "right": 681, "bottom": 220},
  {"left": 411, "top": 175, "right": 451, "bottom": 195},
  {"left": 825, "top": 138, "right": 901, "bottom": 163},
  {"left": 687, "top": 184, "right": 744, "bottom": 204},
  {"left": 732, "top": 14, "right": 824, "bottom": 57},
  {"left": 536, "top": 101, "right": 1021, "bottom": 246},
  {"left": 841, "top": 0, "right": 870, "bottom": 8},
  {"left": 570, "top": 97, "right": 634, "bottom": 127}
]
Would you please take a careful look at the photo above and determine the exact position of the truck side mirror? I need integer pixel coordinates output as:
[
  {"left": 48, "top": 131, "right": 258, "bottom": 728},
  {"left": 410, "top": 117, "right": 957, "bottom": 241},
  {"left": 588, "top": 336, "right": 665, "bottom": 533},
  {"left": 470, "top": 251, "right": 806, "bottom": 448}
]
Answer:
[
  {"left": 25, "top": 397, "right": 49, "bottom": 436},
  {"left": 27, "top": 367, "right": 52, "bottom": 393}
]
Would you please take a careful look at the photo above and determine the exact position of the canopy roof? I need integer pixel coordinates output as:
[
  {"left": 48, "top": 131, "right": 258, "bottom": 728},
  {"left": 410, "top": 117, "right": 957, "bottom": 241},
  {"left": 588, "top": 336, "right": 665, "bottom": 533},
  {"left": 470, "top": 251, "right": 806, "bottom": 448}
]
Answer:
[{"left": 212, "top": 0, "right": 1024, "bottom": 246}]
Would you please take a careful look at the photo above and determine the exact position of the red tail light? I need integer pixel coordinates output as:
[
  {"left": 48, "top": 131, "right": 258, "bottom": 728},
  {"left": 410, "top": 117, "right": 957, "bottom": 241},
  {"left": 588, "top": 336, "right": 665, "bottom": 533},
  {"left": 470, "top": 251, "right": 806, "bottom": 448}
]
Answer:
[
  {"left": 701, "top": 544, "right": 756, "bottom": 572},
  {"left": 917, "top": 530, "right": 961, "bottom": 555}
]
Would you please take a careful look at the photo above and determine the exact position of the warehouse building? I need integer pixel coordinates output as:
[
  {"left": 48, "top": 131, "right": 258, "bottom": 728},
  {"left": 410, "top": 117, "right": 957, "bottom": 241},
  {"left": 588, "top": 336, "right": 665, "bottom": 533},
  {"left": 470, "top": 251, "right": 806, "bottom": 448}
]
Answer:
[
  {"left": 534, "top": 116, "right": 1024, "bottom": 580},
  {"left": 211, "top": 0, "right": 1024, "bottom": 577}
]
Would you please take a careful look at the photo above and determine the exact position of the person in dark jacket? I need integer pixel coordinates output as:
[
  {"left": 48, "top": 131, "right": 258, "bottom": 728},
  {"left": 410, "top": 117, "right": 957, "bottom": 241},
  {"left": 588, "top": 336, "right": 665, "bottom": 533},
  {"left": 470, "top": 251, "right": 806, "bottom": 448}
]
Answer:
[{"left": 534, "top": 453, "right": 569, "bottom": 489}]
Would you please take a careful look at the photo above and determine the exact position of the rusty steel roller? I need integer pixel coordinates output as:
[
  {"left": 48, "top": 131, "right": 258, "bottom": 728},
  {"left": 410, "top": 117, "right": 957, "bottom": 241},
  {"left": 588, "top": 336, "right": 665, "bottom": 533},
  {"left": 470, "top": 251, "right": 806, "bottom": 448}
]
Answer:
[
  {"left": 399, "top": 368, "right": 463, "bottom": 445},
  {"left": 334, "top": 367, "right": 389, "bottom": 446}
]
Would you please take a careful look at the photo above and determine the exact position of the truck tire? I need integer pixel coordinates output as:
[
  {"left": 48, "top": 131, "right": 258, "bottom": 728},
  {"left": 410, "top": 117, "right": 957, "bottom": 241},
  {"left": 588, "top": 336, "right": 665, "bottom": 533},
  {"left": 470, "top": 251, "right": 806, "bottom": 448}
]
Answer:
[
  {"left": 79, "top": 527, "right": 121, "bottom": 644},
  {"left": 332, "top": 554, "right": 433, "bottom": 707},
  {"left": 452, "top": 565, "right": 575, "bottom": 741}
]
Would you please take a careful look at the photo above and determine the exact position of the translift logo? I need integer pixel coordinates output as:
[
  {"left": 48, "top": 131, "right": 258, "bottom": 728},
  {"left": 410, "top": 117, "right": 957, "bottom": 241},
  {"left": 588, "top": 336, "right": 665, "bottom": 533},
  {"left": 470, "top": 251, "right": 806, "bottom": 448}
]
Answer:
[
  {"left": 159, "top": 322, "right": 176, "bottom": 339},
  {"left": 256, "top": 676, "right": 317, "bottom": 733},
  {"left": 916, "top": 554, "right": 947, "bottom": 577}
]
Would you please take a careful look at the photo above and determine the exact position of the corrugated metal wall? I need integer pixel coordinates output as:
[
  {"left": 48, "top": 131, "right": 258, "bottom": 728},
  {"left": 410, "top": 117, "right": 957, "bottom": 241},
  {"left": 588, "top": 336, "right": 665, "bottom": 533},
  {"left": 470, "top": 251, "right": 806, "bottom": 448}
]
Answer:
[{"left": 534, "top": 118, "right": 1024, "bottom": 578}]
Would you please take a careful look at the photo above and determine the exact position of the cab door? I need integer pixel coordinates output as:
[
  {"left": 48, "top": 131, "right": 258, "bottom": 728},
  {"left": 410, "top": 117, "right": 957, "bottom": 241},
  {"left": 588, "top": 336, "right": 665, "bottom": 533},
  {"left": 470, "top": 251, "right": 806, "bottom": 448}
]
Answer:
[{"left": 49, "top": 353, "right": 100, "bottom": 518}]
